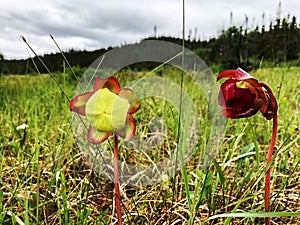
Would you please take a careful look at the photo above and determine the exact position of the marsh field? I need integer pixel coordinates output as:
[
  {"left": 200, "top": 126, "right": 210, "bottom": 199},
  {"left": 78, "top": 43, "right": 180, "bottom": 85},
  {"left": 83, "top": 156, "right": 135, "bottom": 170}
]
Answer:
[{"left": 0, "top": 66, "right": 300, "bottom": 224}]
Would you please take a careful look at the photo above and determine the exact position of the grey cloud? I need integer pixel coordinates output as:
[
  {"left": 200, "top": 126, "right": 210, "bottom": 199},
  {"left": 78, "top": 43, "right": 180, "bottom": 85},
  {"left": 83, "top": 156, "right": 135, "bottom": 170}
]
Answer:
[{"left": 0, "top": 0, "right": 299, "bottom": 59}]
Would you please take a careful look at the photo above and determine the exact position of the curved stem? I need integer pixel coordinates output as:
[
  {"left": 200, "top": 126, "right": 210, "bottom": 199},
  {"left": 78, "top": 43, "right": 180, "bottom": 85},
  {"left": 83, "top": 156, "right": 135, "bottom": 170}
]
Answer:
[
  {"left": 264, "top": 113, "right": 278, "bottom": 225},
  {"left": 114, "top": 135, "right": 122, "bottom": 225}
]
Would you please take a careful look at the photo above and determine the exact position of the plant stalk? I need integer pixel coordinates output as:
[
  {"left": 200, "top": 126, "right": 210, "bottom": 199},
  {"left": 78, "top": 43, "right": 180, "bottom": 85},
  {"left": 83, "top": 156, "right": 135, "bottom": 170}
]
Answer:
[
  {"left": 114, "top": 135, "right": 122, "bottom": 225},
  {"left": 264, "top": 113, "right": 278, "bottom": 225}
]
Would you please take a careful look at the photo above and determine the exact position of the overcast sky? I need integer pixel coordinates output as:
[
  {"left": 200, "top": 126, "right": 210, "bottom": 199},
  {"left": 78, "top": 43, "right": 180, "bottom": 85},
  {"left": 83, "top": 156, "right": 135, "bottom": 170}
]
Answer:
[{"left": 0, "top": 0, "right": 299, "bottom": 59}]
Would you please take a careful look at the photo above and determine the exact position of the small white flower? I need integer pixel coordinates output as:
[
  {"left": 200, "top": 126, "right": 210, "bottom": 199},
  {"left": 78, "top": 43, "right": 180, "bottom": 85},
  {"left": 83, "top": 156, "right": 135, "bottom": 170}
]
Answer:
[{"left": 16, "top": 123, "right": 28, "bottom": 130}]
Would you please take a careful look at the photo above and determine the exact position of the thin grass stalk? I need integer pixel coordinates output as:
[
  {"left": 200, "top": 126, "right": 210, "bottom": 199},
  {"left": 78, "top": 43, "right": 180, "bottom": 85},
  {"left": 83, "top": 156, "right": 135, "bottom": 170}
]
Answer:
[
  {"left": 49, "top": 34, "right": 81, "bottom": 84},
  {"left": 170, "top": 0, "right": 193, "bottom": 223},
  {"left": 179, "top": 0, "right": 193, "bottom": 221},
  {"left": 21, "top": 36, "right": 70, "bottom": 102}
]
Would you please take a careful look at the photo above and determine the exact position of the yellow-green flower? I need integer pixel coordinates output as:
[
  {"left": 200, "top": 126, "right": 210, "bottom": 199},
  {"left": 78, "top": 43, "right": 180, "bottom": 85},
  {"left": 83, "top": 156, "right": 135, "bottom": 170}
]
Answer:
[{"left": 70, "top": 76, "right": 140, "bottom": 143}]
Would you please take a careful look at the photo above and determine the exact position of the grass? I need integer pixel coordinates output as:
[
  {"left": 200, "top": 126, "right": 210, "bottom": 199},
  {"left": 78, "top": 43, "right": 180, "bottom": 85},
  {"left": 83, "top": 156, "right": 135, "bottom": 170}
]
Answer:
[{"left": 0, "top": 66, "right": 300, "bottom": 224}]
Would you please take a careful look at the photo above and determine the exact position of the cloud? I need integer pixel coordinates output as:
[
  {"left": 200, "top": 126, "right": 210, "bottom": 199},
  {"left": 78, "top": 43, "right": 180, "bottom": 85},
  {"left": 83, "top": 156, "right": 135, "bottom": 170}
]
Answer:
[{"left": 0, "top": 0, "right": 299, "bottom": 59}]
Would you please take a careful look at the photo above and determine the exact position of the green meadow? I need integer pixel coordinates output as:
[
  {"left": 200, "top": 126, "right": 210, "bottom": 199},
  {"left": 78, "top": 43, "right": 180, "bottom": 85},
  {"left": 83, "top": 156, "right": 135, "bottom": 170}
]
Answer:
[{"left": 0, "top": 67, "right": 300, "bottom": 224}]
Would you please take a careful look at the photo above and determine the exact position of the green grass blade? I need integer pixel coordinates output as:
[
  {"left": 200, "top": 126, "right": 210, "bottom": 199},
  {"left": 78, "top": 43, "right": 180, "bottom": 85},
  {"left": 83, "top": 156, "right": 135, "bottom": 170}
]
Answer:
[{"left": 209, "top": 211, "right": 300, "bottom": 220}]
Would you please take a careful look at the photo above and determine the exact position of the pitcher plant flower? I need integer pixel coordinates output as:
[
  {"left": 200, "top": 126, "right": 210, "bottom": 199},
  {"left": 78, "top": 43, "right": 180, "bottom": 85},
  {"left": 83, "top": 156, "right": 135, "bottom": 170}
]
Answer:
[
  {"left": 217, "top": 68, "right": 277, "bottom": 119},
  {"left": 70, "top": 76, "right": 140, "bottom": 225},
  {"left": 70, "top": 76, "right": 140, "bottom": 143},
  {"left": 217, "top": 68, "right": 278, "bottom": 225}
]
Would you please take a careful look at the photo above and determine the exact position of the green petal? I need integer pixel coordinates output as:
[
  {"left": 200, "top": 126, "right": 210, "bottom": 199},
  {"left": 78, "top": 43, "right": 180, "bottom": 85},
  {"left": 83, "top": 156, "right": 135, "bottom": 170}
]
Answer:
[
  {"left": 88, "top": 125, "right": 111, "bottom": 144},
  {"left": 118, "top": 88, "right": 140, "bottom": 114},
  {"left": 70, "top": 92, "right": 93, "bottom": 115}
]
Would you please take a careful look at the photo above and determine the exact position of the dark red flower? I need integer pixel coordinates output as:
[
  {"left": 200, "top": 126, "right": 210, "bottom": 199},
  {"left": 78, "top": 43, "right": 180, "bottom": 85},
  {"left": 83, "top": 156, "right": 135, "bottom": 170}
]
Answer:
[{"left": 217, "top": 68, "right": 277, "bottom": 120}]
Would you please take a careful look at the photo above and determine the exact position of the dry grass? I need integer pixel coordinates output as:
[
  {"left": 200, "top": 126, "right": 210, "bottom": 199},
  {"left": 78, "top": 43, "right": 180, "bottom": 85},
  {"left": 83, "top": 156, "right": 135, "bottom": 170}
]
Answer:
[{"left": 0, "top": 67, "right": 299, "bottom": 224}]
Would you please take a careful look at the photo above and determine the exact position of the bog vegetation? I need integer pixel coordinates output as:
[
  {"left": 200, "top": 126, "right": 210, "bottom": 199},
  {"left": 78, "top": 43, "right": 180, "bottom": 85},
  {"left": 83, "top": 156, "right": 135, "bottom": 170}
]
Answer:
[{"left": 0, "top": 66, "right": 300, "bottom": 224}]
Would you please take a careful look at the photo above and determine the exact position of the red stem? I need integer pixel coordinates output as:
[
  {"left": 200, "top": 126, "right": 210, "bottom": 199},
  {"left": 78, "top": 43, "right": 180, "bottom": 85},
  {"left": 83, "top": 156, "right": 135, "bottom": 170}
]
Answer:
[
  {"left": 114, "top": 135, "right": 122, "bottom": 225},
  {"left": 264, "top": 113, "right": 278, "bottom": 225}
]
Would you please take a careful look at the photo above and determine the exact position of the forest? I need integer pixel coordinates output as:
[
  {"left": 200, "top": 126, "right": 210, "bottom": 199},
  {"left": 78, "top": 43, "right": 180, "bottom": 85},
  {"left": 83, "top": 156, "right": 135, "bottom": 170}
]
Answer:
[{"left": 1, "top": 15, "right": 300, "bottom": 75}]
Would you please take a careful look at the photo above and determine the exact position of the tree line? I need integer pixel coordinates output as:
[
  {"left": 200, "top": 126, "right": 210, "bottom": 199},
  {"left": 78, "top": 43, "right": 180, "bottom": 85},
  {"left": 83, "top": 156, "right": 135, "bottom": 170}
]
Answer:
[{"left": 1, "top": 15, "right": 300, "bottom": 75}]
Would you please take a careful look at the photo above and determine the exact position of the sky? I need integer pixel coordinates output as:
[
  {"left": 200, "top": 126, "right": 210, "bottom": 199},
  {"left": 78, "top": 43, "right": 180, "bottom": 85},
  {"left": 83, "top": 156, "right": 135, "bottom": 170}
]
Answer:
[{"left": 0, "top": 0, "right": 299, "bottom": 59}]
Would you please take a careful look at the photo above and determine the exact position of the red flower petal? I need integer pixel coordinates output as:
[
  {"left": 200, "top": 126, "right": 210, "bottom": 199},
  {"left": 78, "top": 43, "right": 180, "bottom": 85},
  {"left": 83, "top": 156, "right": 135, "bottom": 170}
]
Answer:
[
  {"left": 88, "top": 125, "right": 112, "bottom": 144},
  {"left": 235, "top": 68, "right": 254, "bottom": 80},
  {"left": 218, "top": 79, "right": 260, "bottom": 118},
  {"left": 221, "top": 106, "right": 259, "bottom": 118},
  {"left": 259, "top": 82, "right": 278, "bottom": 120},
  {"left": 118, "top": 88, "right": 140, "bottom": 114},
  {"left": 93, "top": 77, "right": 106, "bottom": 92},
  {"left": 217, "top": 69, "right": 236, "bottom": 81},
  {"left": 94, "top": 77, "right": 121, "bottom": 94},
  {"left": 70, "top": 92, "right": 94, "bottom": 116},
  {"left": 218, "top": 79, "right": 236, "bottom": 106},
  {"left": 115, "top": 115, "right": 136, "bottom": 141},
  {"left": 217, "top": 68, "right": 254, "bottom": 81}
]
